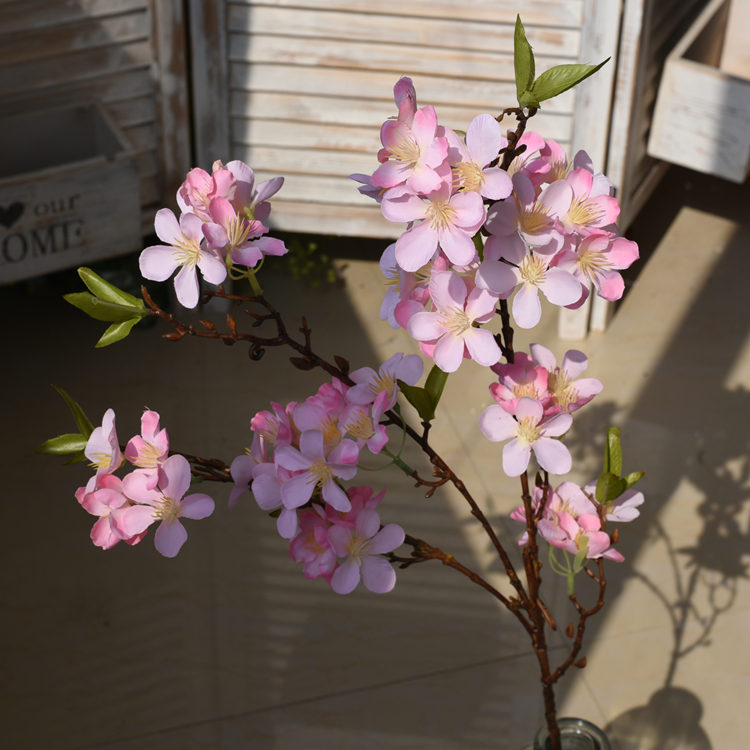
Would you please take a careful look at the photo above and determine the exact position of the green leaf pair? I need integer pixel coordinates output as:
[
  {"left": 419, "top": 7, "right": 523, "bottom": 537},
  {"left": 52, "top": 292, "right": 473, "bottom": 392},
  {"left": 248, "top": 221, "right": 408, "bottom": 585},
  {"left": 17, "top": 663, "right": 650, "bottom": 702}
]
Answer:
[
  {"left": 64, "top": 267, "right": 148, "bottom": 347},
  {"left": 514, "top": 16, "right": 609, "bottom": 110},
  {"left": 594, "top": 427, "right": 645, "bottom": 506},
  {"left": 35, "top": 386, "right": 94, "bottom": 464},
  {"left": 397, "top": 365, "right": 449, "bottom": 423}
]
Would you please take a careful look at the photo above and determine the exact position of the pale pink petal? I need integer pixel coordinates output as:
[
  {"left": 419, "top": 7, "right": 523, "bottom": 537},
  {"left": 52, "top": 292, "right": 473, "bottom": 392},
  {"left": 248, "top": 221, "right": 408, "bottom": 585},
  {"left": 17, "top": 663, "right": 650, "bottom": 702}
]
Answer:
[
  {"left": 465, "top": 114, "right": 504, "bottom": 166},
  {"left": 331, "top": 559, "right": 360, "bottom": 594},
  {"left": 139, "top": 245, "right": 179, "bottom": 282},
  {"left": 153, "top": 208, "right": 181, "bottom": 244},
  {"left": 408, "top": 311, "right": 444, "bottom": 342},
  {"left": 180, "top": 493, "right": 215, "bottom": 520},
  {"left": 503, "top": 439, "right": 532, "bottom": 476},
  {"left": 479, "top": 404, "right": 518, "bottom": 442},
  {"left": 532, "top": 437, "right": 572, "bottom": 475},
  {"left": 540, "top": 412, "right": 573, "bottom": 437},
  {"left": 395, "top": 221, "right": 438, "bottom": 272},
  {"left": 368, "top": 523, "right": 405, "bottom": 555},
  {"left": 322, "top": 480, "right": 352, "bottom": 512},
  {"left": 480, "top": 168, "right": 513, "bottom": 200},
  {"left": 463, "top": 328, "right": 502, "bottom": 367},
  {"left": 561, "top": 349, "right": 588, "bottom": 379},
  {"left": 160, "top": 455, "right": 192, "bottom": 501},
  {"left": 154, "top": 520, "right": 188, "bottom": 557},
  {"left": 280, "top": 472, "right": 316, "bottom": 509},
  {"left": 438, "top": 224, "right": 478, "bottom": 266},
  {"left": 361, "top": 555, "right": 397, "bottom": 593},
  {"left": 197, "top": 251, "right": 228, "bottom": 285},
  {"left": 114, "top": 504, "right": 157, "bottom": 537},
  {"left": 173, "top": 264, "right": 200, "bottom": 308},
  {"left": 433, "top": 333, "right": 465, "bottom": 373},
  {"left": 512, "top": 284, "right": 542, "bottom": 328}
]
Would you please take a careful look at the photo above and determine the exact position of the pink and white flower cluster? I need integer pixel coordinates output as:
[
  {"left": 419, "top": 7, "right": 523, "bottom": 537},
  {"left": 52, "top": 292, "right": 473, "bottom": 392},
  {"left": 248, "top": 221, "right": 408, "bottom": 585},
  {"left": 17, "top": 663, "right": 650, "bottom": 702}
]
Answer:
[
  {"left": 354, "top": 78, "right": 639, "bottom": 371},
  {"left": 510, "top": 480, "right": 644, "bottom": 562},
  {"left": 229, "top": 354, "right": 421, "bottom": 593},
  {"left": 140, "top": 160, "right": 287, "bottom": 308},
  {"left": 75, "top": 409, "right": 214, "bottom": 557},
  {"left": 478, "top": 345, "right": 601, "bottom": 476}
]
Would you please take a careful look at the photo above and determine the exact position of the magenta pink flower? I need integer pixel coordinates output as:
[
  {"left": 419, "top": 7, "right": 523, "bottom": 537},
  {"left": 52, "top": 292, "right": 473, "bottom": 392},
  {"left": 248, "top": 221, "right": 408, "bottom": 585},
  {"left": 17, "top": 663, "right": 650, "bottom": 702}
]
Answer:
[
  {"left": 76, "top": 474, "right": 135, "bottom": 550},
  {"left": 177, "top": 163, "right": 236, "bottom": 221},
  {"left": 139, "top": 209, "right": 227, "bottom": 308},
  {"left": 408, "top": 270, "right": 501, "bottom": 373},
  {"left": 328, "top": 508, "right": 405, "bottom": 594},
  {"left": 489, "top": 352, "right": 549, "bottom": 414},
  {"left": 479, "top": 397, "right": 572, "bottom": 476}
]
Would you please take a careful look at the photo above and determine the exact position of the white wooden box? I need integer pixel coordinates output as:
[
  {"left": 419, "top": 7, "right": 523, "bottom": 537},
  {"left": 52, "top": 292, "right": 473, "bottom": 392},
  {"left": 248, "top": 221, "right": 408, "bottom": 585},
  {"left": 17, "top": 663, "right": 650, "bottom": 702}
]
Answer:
[
  {"left": 0, "top": 102, "right": 140, "bottom": 285},
  {"left": 648, "top": 0, "right": 750, "bottom": 182}
]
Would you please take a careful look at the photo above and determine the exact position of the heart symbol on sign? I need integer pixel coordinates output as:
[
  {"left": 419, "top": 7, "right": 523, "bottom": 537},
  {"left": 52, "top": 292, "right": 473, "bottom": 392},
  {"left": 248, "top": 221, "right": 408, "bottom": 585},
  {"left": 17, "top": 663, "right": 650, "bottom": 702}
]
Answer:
[{"left": 0, "top": 202, "right": 25, "bottom": 229}]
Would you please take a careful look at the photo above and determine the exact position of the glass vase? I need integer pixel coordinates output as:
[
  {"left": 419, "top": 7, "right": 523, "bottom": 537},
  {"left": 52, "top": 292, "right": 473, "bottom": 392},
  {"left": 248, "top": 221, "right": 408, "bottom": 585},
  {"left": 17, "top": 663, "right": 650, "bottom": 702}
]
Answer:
[{"left": 522, "top": 717, "right": 611, "bottom": 750}]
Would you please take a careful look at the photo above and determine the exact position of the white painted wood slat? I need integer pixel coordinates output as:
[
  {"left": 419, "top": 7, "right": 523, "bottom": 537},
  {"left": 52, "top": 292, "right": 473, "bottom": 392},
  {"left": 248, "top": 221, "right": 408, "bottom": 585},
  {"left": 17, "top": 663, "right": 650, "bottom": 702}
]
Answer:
[
  {"left": 227, "top": 4, "right": 581, "bottom": 56},
  {"left": 228, "top": 33, "right": 574, "bottom": 83},
  {"left": 228, "top": 0, "right": 584, "bottom": 27}
]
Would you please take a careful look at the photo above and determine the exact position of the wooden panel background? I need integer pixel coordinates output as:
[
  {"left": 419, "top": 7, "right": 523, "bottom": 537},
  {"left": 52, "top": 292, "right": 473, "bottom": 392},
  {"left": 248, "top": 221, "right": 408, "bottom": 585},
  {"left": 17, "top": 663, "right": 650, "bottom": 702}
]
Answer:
[
  {"left": 191, "top": 0, "right": 587, "bottom": 238},
  {"left": 0, "top": 0, "right": 191, "bottom": 235}
]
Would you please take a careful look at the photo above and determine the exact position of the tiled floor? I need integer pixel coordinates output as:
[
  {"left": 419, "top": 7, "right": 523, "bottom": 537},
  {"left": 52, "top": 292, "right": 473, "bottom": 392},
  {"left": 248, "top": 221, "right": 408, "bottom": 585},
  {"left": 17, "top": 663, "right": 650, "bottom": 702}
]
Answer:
[{"left": 2, "top": 166, "right": 748, "bottom": 749}]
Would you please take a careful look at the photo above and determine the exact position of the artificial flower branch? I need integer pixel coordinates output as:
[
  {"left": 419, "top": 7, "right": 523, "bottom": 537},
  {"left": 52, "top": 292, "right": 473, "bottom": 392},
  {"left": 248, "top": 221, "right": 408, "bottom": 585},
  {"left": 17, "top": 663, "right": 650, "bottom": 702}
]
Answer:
[{"left": 41, "top": 18, "right": 647, "bottom": 748}]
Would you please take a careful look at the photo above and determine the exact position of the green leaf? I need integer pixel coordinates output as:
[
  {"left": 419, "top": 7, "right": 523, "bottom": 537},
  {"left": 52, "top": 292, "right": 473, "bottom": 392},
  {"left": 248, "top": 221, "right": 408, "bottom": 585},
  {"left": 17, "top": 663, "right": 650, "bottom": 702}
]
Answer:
[
  {"left": 596, "top": 472, "right": 627, "bottom": 505},
  {"left": 77, "top": 267, "right": 145, "bottom": 310},
  {"left": 604, "top": 427, "right": 623, "bottom": 476},
  {"left": 95, "top": 316, "right": 143, "bottom": 348},
  {"left": 514, "top": 15, "right": 535, "bottom": 104},
  {"left": 518, "top": 89, "right": 541, "bottom": 110},
  {"left": 35, "top": 432, "right": 88, "bottom": 455},
  {"left": 397, "top": 382, "right": 435, "bottom": 422},
  {"left": 424, "top": 365, "right": 449, "bottom": 409},
  {"left": 531, "top": 59, "right": 609, "bottom": 103},
  {"left": 51, "top": 385, "right": 94, "bottom": 437},
  {"left": 624, "top": 470, "right": 645, "bottom": 489},
  {"left": 64, "top": 292, "right": 146, "bottom": 322}
]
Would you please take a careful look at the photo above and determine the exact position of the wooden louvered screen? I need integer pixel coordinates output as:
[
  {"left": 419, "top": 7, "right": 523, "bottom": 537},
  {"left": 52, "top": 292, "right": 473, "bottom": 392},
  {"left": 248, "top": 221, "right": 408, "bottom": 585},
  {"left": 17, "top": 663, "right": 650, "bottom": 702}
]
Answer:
[
  {"left": 0, "top": 0, "right": 191, "bottom": 234},
  {"left": 190, "top": 0, "right": 590, "bottom": 238}
]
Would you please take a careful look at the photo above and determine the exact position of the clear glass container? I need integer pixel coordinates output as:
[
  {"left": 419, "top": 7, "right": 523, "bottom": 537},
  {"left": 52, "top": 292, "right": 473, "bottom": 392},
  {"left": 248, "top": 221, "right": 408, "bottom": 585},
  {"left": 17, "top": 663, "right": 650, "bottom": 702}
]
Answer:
[{"left": 523, "top": 717, "right": 612, "bottom": 750}]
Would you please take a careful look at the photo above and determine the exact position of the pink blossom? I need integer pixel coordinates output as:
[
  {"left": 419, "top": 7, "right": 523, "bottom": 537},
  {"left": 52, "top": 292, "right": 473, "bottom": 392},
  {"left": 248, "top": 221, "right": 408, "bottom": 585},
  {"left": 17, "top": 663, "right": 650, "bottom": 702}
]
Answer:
[
  {"left": 529, "top": 344, "right": 603, "bottom": 415},
  {"left": 542, "top": 168, "right": 620, "bottom": 236},
  {"left": 275, "top": 430, "right": 360, "bottom": 513},
  {"left": 372, "top": 105, "right": 449, "bottom": 194},
  {"left": 553, "top": 231, "right": 639, "bottom": 302},
  {"left": 85, "top": 408, "right": 122, "bottom": 476},
  {"left": 347, "top": 352, "right": 424, "bottom": 410},
  {"left": 477, "top": 246, "right": 581, "bottom": 330},
  {"left": 583, "top": 481, "right": 644, "bottom": 523},
  {"left": 489, "top": 353, "right": 549, "bottom": 414},
  {"left": 139, "top": 209, "right": 227, "bottom": 308},
  {"left": 202, "top": 197, "right": 285, "bottom": 269},
  {"left": 393, "top": 76, "right": 418, "bottom": 125},
  {"left": 124, "top": 410, "right": 169, "bottom": 470},
  {"left": 484, "top": 172, "right": 563, "bottom": 257},
  {"left": 382, "top": 182, "right": 485, "bottom": 272},
  {"left": 447, "top": 114, "right": 513, "bottom": 200},
  {"left": 76, "top": 474, "right": 138, "bottom": 549},
  {"left": 177, "top": 163, "right": 236, "bottom": 221},
  {"left": 479, "top": 397, "right": 572, "bottom": 476},
  {"left": 289, "top": 506, "right": 338, "bottom": 581},
  {"left": 328, "top": 508, "right": 405, "bottom": 594},
  {"left": 538, "top": 482, "right": 623, "bottom": 562},
  {"left": 114, "top": 455, "right": 215, "bottom": 557},
  {"left": 339, "top": 391, "right": 390, "bottom": 454},
  {"left": 408, "top": 270, "right": 501, "bottom": 373}
]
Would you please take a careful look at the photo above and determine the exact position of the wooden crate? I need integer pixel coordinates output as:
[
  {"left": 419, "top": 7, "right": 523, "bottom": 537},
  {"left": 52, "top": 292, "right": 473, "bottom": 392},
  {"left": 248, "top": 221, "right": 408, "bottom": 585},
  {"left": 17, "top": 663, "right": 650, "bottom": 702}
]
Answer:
[
  {"left": 0, "top": 102, "right": 140, "bottom": 285},
  {"left": 648, "top": 0, "right": 750, "bottom": 182}
]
